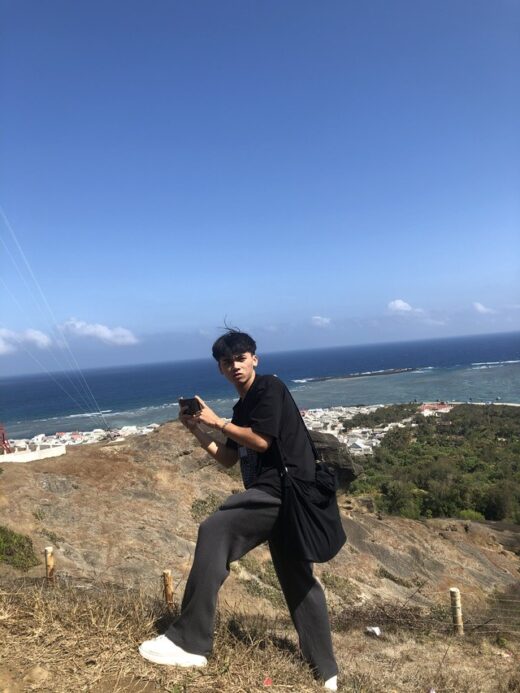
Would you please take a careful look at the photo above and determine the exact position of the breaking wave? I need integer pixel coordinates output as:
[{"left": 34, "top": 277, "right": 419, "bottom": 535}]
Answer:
[{"left": 471, "top": 360, "right": 520, "bottom": 369}]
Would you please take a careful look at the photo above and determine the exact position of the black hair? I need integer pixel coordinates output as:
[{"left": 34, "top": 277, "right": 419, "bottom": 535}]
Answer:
[{"left": 212, "top": 329, "right": 257, "bottom": 361}]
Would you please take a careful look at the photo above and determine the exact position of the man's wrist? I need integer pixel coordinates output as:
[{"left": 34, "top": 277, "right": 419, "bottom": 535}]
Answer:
[{"left": 219, "top": 420, "right": 230, "bottom": 433}]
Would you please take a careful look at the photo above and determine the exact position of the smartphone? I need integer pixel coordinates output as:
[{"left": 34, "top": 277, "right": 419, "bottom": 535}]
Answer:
[{"left": 178, "top": 397, "right": 202, "bottom": 415}]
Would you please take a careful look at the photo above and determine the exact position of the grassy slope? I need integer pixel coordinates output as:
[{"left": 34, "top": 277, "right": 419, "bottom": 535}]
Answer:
[{"left": 1, "top": 577, "right": 519, "bottom": 692}]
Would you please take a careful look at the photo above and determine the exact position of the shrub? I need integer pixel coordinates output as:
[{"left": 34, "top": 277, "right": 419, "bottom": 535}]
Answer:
[
  {"left": 457, "top": 509, "right": 485, "bottom": 521},
  {"left": 482, "top": 483, "right": 515, "bottom": 521},
  {"left": 0, "top": 526, "right": 40, "bottom": 571},
  {"left": 191, "top": 493, "right": 224, "bottom": 522},
  {"left": 380, "top": 480, "right": 421, "bottom": 519}
]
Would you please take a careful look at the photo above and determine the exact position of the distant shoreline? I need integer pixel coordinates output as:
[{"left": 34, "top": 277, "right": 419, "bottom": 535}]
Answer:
[
  {"left": 3, "top": 333, "right": 518, "bottom": 440},
  {"left": 4, "top": 401, "right": 520, "bottom": 454},
  {"left": 293, "top": 367, "right": 417, "bottom": 383}
]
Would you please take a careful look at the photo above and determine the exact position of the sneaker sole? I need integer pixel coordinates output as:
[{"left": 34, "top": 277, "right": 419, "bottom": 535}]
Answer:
[{"left": 138, "top": 645, "right": 207, "bottom": 667}]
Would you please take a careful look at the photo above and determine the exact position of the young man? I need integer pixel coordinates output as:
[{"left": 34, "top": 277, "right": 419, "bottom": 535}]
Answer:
[{"left": 139, "top": 330, "right": 338, "bottom": 690}]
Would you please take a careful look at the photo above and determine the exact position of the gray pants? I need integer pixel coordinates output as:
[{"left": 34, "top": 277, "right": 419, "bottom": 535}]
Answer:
[{"left": 166, "top": 489, "right": 338, "bottom": 680}]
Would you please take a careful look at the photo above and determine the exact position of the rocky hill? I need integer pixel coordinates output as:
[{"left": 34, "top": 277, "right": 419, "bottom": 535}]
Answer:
[
  {"left": 1, "top": 420, "right": 518, "bottom": 609},
  {"left": 2, "top": 421, "right": 520, "bottom": 692}
]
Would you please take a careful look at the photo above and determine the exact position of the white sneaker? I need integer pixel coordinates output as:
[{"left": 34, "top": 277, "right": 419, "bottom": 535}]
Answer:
[
  {"left": 324, "top": 674, "right": 338, "bottom": 690},
  {"left": 139, "top": 634, "right": 208, "bottom": 667}
]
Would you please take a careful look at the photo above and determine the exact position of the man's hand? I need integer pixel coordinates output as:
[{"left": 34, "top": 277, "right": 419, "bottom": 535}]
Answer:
[
  {"left": 179, "top": 400, "right": 202, "bottom": 433},
  {"left": 179, "top": 412, "right": 199, "bottom": 432},
  {"left": 179, "top": 396, "right": 225, "bottom": 433},
  {"left": 192, "top": 396, "right": 226, "bottom": 431},
  {"left": 178, "top": 396, "right": 238, "bottom": 468}
]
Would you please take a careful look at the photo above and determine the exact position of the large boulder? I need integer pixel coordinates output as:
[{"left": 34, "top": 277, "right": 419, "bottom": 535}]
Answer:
[{"left": 309, "top": 430, "right": 363, "bottom": 489}]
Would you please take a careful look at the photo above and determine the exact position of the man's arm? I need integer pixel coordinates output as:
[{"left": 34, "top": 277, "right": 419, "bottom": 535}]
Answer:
[
  {"left": 217, "top": 422, "right": 272, "bottom": 453},
  {"left": 189, "top": 426, "right": 238, "bottom": 468},
  {"left": 192, "top": 398, "right": 272, "bottom": 453},
  {"left": 181, "top": 396, "right": 273, "bottom": 459}
]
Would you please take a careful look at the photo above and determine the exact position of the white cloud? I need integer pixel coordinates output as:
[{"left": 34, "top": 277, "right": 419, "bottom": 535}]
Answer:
[
  {"left": 0, "top": 333, "right": 16, "bottom": 355},
  {"left": 22, "top": 329, "right": 52, "bottom": 349},
  {"left": 0, "top": 328, "right": 52, "bottom": 355},
  {"left": 473, "top": 302, "right": 496, "bottom": 315},
  {"left": 311, "top": 316, "right": 332, "bottom": 328},
  {"left": 388, "top": 299, "right": 413, "bottom": 313},
  {"left": 388, "top": 299, "right": 424, "bottom": 315},
  {"left": 63, "top": 319, "right": 138, "bottom": 345},
  {"left": 386, "top": 299, "right": 448, "bottom": 331}
]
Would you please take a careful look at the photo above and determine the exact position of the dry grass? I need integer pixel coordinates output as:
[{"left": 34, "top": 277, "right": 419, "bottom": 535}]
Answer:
[
  {"left": 1, "top": 576, "right": 519, "bottom": 692},
  {"left": 0, "top": 576, "right": 319, "bottom": 692}
]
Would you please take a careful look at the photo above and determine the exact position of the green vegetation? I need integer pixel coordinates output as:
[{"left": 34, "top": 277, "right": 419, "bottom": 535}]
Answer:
[
  {"left": 341, "top": 403, "right": 419, "bottom": 430},
  {"left": 237, "top": 555, "right": 285, "bottom": 608},
  {"left": 349, "top": 404, "right": 520, "bottom": 523},
  {"left": 457, "top": 509, "right": 485, "bottom": 521},
  {"left": 0, "top": 526, "right": 40, "bottom": 571},
  {"left": 32, "top": 508, "right": 46, "bottom": 522},
  {"left": 191, "top": 493, "right": 224, "bottom": 522},
  {"left": 241, "top": 576, "right": 285, "bottom": 608},
  {"left": 321, "top": 571, "right": 358, "bottom": 602}
]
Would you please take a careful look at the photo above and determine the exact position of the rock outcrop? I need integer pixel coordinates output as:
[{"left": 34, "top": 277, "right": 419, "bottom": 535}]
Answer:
[{"left": 309, "top": 429, "right": 364, "bottom": 489}]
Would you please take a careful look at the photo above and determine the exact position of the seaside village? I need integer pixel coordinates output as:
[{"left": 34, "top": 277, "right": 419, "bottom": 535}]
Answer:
[
  {"left": 1, "top": 424, "right": 160, "bottom": 463},
  {"left": 1, "top": 403, "right": 454, "bottom": 463},
  {"left": 302, "top": 402, "right": 454, "bottom": 455}
]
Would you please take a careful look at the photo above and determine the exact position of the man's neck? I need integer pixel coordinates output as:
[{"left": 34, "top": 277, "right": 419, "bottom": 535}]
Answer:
[{"left": 236, "top": 372, "right": 256, "bottom": 399}]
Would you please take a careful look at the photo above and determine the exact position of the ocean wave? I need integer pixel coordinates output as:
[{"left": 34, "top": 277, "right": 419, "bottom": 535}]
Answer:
[
  {"left": 32, "top": 404, "right": 178, "bottom": 424},
  {"left": 101, "top": 403, "right": 180, "bottom": 417},
  {"left": 291, "top": 367, "right": 416, "bottom": 384},
  {"left": 34, "top": 411, "right": 113, "bottom": 423},
  {"left": 471, "top": 360, "right": 520, "bottom": 369},
  {"left": 28, "top": 398, "right": 241, "bottom": 428}
]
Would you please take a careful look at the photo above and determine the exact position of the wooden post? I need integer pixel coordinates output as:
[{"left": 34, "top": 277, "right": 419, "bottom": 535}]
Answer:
[
  {"left": 450, "top": 587, "right": 464, "bottom": 635},
  {"left": 44, "top": 546, "right": 55, "bottom": 581},
  {"left": 163, "top": 570, "right": 174, "bottom": 608}
]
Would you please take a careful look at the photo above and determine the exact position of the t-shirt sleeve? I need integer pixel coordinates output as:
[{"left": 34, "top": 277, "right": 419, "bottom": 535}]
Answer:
[{"left": 247, "top": 376, "right": 284, "bottom": 439}]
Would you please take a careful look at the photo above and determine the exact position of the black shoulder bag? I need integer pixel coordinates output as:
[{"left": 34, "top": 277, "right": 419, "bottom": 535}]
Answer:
[{"left": 276, "top": 392, "right": 347, "bottom": 563}]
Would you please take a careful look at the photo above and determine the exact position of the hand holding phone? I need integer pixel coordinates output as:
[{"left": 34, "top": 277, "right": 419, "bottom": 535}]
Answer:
[{"left": 178, "top": 397, "right": 202, "bottom": 416}]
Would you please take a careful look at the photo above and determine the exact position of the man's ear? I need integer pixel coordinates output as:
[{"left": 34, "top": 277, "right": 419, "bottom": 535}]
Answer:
[
  {"left": 253, "top": 354, "right": 259, "bottom": 367},
  {"left": 218, "top": 362, "right": 223, "bottom": 374}
]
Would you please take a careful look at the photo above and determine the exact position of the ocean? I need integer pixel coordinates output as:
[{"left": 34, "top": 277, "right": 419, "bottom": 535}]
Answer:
[{"left": 1, "top": 331, "right": 519, "bottom": 439}]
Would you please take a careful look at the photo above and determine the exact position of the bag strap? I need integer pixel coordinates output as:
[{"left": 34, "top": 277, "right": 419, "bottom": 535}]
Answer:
[
  {"left": 283, "top": 385, "right": 319, "bottom": 460},
  {"left": 274, "top": 384, "right": 319, "bottom": 476}
]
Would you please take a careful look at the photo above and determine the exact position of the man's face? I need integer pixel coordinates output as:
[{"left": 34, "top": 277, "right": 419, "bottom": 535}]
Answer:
[{"left": 218, "top": 351, "right": 258, "bottom": 388}]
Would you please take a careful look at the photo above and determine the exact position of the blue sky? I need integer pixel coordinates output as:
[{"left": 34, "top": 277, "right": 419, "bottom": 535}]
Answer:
[{"left": 1, "top": 0, "right": 519, "bottom": 375}]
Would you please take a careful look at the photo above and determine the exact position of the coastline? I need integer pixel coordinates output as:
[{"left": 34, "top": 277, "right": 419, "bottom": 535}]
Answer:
[
  {"left": 293, "top": 366, "right": 416, "bottom": 383},
  {"left": 4, "top": 423, "right": 161, "bottom": 456},
  {"left": 3, "top": 338, "right": 519, "bottom": 440},
  {"left": 3, "top": 400, "right": 520, "bottom": 462}
]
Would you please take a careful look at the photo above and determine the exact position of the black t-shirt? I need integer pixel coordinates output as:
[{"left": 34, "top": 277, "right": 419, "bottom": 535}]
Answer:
[{"left": 226, "top": 374, "right": 316, "bottom": 498}]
